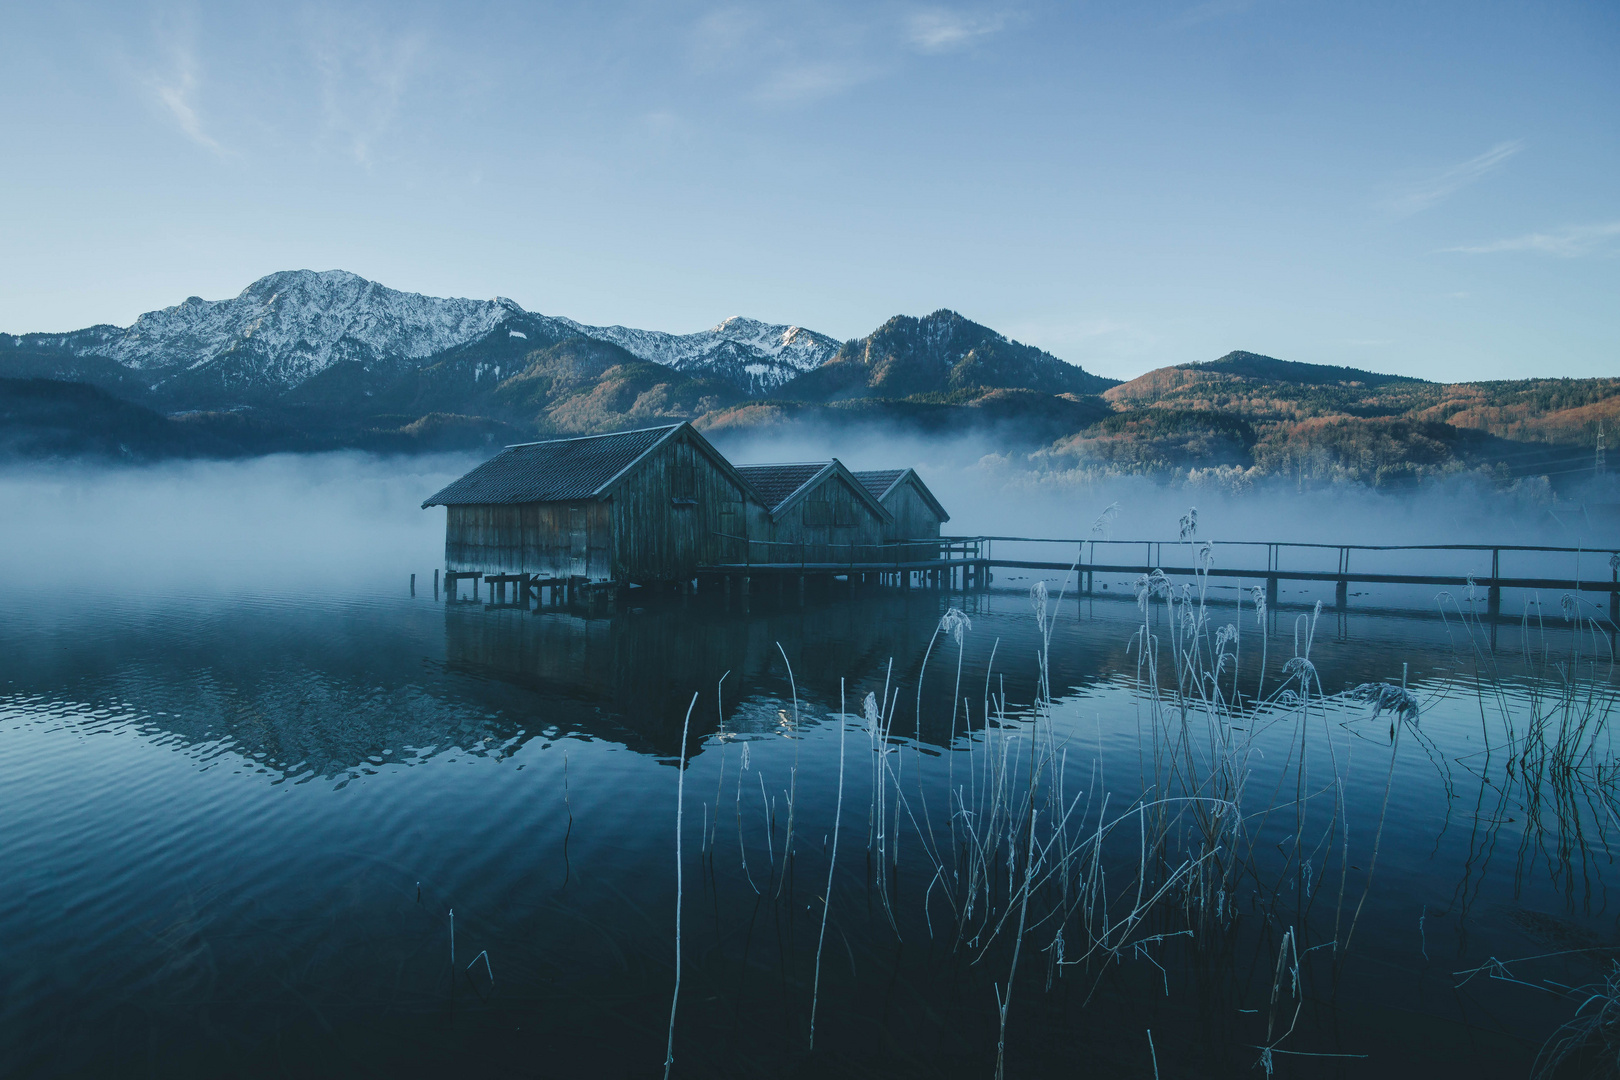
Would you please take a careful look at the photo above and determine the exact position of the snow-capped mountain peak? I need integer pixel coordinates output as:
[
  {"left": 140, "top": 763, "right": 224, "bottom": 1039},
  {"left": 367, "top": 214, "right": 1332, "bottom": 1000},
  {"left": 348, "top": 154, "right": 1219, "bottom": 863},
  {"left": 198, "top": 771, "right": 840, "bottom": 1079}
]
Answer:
[
  {"left": 7, "top": 270, "right": 841, "bottom": 397},
  {"left": 560, "top": 312, "right": 841, "bottom": 393},
  {"left": 101, "top": 269, "right": 523, "bottom": 384}
]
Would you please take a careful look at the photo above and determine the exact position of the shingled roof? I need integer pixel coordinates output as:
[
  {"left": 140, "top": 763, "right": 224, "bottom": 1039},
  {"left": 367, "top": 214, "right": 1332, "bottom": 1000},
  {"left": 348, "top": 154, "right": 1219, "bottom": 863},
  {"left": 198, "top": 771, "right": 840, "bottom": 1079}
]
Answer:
[
  {"left": 852, "top": 468, "right": 950, "bottom": 522},
  {"left": 851, "top": 469, "right": 905, "bottom": 501},
  {"left": 732, "top": 462, "right": 831, "bottom": 513},
  {"left": 421, "top": 425, "right": 680, "bottom": 507}
]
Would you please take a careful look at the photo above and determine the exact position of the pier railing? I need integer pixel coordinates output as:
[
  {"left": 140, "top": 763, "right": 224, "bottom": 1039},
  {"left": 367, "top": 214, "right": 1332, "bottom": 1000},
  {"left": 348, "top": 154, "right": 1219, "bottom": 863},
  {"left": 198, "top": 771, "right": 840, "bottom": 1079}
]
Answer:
[
  {"left": 702, "top": 532, "right": 1620, "bottom": 616},
  {"left": 945, "top": 535, "right": 1620, "bottom": 615}
]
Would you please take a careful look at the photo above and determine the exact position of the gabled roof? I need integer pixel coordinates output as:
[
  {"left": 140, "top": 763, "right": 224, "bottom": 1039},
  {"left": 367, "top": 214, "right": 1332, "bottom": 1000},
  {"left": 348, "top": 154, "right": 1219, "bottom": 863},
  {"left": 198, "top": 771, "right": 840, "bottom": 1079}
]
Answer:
[
  {"left": 422, "top": 424, "right": 682, "bottom": 507},
  {"left": 733, "top": 459, "right": 891, "bottom": 522},
  {"left": 852, "top": 469, "right": 905, "bottom": 500},
  {"left": 733, "top": 462, "right": 830, "bottom": 513},
  {"left": 852, "top": 468, "right": 950, "bottom": 523}
]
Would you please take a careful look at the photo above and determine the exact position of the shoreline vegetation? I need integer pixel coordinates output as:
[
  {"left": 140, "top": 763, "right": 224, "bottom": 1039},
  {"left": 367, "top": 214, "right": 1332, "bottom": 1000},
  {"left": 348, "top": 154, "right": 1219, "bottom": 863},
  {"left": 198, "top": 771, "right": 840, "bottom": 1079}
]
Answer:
[{"left": 658, "top": 520, "right": 1620, "bottom": 1076}]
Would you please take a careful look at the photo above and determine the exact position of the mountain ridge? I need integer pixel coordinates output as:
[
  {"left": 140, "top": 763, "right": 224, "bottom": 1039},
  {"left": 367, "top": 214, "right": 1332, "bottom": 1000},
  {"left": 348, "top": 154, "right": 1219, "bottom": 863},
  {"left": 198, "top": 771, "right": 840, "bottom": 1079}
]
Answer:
[
  {"left": 0, "top": 269, "right": 852, "bottom": 401},
  {"left": 5, "top": 269, "right": 1615, "bottom": 494}
]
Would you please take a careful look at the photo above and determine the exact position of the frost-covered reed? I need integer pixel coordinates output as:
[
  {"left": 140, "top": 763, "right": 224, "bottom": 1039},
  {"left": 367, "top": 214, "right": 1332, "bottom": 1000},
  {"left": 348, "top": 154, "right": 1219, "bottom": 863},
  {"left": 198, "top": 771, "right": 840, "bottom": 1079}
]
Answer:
[{"left": 657, "top": 510, "right": 1619, "bottom": 1072}]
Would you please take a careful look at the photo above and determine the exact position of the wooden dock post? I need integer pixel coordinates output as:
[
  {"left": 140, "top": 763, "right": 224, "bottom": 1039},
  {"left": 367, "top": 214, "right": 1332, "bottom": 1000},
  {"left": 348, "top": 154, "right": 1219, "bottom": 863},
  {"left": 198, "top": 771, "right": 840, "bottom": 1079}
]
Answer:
[
  {"left": 433, "top": 568, "right": 439, "bottom": 599},
  {"left": 1488, "top": 549, "right": 1502, "bottom": 617},
  {"left": 410, "top": 573, "right": 415, "bottom": 596}
]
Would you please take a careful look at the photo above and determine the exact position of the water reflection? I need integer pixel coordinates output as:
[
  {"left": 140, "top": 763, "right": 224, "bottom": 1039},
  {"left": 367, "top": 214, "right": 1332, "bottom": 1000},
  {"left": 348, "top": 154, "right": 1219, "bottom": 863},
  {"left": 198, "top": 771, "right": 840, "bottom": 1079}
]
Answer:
[
  {"left": 3, "top": 586, "right": 1594, "bottom": 779},
  {"left": 2, "top": 582, "right": 1619, "bottom": 1077}
]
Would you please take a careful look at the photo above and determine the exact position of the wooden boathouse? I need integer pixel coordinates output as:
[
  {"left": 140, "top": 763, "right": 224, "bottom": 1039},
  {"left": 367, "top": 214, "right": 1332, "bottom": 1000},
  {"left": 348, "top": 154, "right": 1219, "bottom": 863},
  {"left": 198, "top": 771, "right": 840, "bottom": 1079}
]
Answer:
[
  {"left": 421, "top": 423, "right": 760, "bottom": 596},
  {"left": 732, "top": 460, "right": 892, "bottom": 563},
  {"left": 853, "top": 468, "right": 949, "bottom": 556}
]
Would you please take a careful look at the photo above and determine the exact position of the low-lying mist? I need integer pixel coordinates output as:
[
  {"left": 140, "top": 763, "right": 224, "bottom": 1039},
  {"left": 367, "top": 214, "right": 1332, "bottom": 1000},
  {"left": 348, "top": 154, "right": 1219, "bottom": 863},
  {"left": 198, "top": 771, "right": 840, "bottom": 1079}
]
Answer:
[
  {"left": 710, "top": 424, "right": 1607, "bottom": 548},
  {"left": 0, "top": 452, "right": 478, "bottom": 595},
  {"left": 2, "top": 428, "right": 1611, "bottom": 599}
]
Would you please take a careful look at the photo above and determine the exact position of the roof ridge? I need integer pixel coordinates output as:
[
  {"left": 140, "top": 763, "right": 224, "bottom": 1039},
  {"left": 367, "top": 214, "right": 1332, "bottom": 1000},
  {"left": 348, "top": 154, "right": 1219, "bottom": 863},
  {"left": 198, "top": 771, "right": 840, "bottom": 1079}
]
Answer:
[
  {"left": 734, "top": 460, "right": 834, "bottom": 468},
  {"left": 504, "top": 423, "right": 682, "bottom": 450}
]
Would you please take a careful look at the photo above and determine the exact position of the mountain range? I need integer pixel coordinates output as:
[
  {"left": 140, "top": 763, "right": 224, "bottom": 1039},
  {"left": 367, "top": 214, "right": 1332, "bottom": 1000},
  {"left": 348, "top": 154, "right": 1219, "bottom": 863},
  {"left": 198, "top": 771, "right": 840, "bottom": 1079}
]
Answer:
[{"left": 2, "top": 270, "right": 1615, "bottom": 492}]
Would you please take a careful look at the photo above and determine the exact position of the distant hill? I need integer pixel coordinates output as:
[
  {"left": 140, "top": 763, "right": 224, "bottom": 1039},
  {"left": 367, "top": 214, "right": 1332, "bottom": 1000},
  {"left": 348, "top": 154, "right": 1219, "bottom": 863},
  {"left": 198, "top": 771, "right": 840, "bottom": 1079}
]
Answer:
[
  {"left": 0, "top": 376, "right": 523, "bottom": 460},
  {"left": 784, "top": 309, "right": 1117, "bottom": 401},
  {"left": 1106, "top": 352, "right": 1425, "bottom": 419},
  {"left": 1192, "top": 351, "right": 1418, "bottom": 387},
  {"left": 0, "top": 377, "right": 231, "bottom": 459},
  {"left": 1085, "top": 353, "right": 1617, "bottom": 488}
]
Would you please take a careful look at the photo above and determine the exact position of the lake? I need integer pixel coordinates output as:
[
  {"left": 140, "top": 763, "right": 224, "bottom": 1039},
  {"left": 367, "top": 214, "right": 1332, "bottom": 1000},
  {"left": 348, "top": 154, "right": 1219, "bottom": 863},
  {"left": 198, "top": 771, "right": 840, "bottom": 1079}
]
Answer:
[{"left": 3, "top": 552, "right": 1617, "bottom": 1078}]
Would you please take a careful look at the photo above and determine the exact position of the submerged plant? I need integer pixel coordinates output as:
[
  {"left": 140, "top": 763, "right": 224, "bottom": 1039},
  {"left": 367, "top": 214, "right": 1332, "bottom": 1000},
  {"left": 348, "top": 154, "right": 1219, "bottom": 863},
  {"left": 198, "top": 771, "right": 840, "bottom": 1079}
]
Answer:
[{"left": 1348, "top": 681, "right": 1420, "bottom": 724}]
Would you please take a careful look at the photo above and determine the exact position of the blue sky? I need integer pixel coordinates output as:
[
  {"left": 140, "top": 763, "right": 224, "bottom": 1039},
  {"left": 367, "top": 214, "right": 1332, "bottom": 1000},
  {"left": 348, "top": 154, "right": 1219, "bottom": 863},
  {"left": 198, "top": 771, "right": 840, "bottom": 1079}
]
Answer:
[{"left": 1, "top": 1, "right": 1615, "bottom": 381}]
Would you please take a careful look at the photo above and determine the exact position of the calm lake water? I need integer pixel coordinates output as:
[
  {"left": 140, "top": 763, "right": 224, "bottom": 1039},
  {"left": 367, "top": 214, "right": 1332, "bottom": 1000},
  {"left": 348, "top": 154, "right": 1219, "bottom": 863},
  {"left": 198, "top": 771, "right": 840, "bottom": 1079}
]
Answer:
[{"left": 2, "top": 569, "right": 1617, "bottom": 1078}]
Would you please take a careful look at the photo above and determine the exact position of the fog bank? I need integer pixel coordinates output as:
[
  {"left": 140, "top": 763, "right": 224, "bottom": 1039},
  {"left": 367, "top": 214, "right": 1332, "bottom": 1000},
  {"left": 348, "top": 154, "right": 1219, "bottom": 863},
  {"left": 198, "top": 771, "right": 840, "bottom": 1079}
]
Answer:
[
  {"left": 0, "top": 452, "right": 477, "bottom": 595},
  {"left": 3, "top": 431, "right": 1613, "bottom": 600},
  {"left": 710, "top": 426, "right": 1611, "bottom": 549}
]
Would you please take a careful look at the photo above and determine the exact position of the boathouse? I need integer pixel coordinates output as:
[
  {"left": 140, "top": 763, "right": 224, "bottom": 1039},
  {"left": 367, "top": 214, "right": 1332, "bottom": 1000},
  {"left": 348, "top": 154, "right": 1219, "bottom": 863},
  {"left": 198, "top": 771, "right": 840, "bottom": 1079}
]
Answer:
[
  {"left": 421, "top": 423, "right": 760, "bottom": 586},
  {"left": 852, "top": 469, "right": 950, "bottom": 543},
  {"left": 732, "top": 460, "right": 892, "bottom": 564}
]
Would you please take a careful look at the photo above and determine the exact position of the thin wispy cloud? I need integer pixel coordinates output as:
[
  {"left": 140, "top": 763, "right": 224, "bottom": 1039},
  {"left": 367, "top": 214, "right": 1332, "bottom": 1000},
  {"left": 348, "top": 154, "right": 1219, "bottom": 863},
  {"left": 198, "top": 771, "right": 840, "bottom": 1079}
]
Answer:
[
  {"left": 1381, "top": 140, "right": 1524, "bottom": 216},
  {"left": 905, "top": 9, "right": 1008, "bottom": 54},
  {"left": 757, "top": 62, "right": 873, "bottom": 104},
  {"left": 690, "top": 8, "right": 766, "bottom": 71},
  {"left": 1167, "top": 0, "right": 1257, "bottom": 30},
  {"left": 1449, "top": 221, "right": 1620, "bottom": 258},
  {"left": 689, "top": 7, "right": 880, "bottom": 105},
  {"left": 305, "top": 13, "right": 427, "bottom": 166},
  {"left": 152, "top": 41, "right": 222, "bottom": 152}
]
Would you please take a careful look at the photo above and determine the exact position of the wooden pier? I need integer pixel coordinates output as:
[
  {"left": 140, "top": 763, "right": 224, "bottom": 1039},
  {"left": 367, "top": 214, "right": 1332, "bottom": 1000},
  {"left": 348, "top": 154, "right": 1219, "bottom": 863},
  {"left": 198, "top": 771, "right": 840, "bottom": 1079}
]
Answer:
[
  {"left": 696, "top": 535, "right": 1620, "bottom": 620},
  {"left": 439, "top": 535, "right": 1619, "bottom": 621}
]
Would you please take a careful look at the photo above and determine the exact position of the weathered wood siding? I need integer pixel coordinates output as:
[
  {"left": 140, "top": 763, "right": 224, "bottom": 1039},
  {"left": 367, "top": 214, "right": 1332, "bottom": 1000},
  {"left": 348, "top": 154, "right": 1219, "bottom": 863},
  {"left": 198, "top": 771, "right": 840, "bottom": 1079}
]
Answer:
[
  {"left": 607, "top": 429, "right": 752, "bottom": 580},
  {"left": 881, "top": 481, "right": 943, "bottom": 540},
  {"left": 754, "top": 473, "right": 888, "bottom": 564},
  {"left": 446, "top": 429, "right": 755, "bottom": 582},
  {"left": 880, "top": 479, "right": 945, "bottom": 560},
  {"left": 445, "top": 500, "right": 611, "bottom": 579}
]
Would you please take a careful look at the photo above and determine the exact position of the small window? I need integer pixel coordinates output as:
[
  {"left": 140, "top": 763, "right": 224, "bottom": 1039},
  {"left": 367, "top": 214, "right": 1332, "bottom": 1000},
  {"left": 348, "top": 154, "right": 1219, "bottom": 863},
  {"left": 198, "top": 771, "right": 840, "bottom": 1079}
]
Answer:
[
  {"left": 803, "top": 500, "right": 831, "bottom": 526},
  {"left": 833, "top": 502, "right": 857, "bottom": 527}
]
